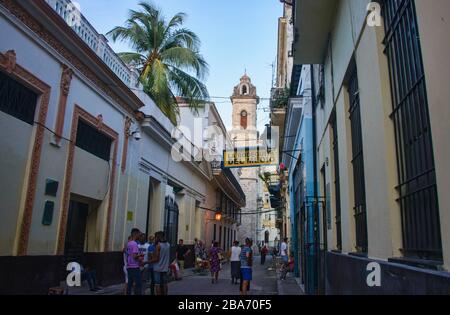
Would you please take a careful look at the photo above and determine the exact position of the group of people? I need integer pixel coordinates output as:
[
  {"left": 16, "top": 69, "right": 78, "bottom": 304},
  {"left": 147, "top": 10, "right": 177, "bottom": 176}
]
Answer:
[
  {"left": 279, "top": 237, "right": 295, "bottom": 280},
  {"left": 194, "top": 237, "right": 254, "bottom": 296},
  {"left": 123, "top": 228, "right": 171, "bottom": 295},
  {"left": 226, "top": 238, "right": 254, "bottom": 295},
  {"left": 124, "top": 227, "right": 273, "bottom": 296}
]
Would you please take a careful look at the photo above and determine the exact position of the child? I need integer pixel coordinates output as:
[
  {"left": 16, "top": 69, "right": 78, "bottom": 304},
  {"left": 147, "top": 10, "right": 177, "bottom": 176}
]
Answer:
[{"left": 280, "top": 254, "right": 295, "bottom": 280}]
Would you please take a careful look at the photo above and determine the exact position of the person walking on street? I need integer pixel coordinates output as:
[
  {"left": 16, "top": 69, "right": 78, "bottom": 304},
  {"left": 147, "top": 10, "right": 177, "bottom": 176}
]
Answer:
[
  {"left": 280, "top": 238, "right": 289, "bottom": 266},
  {"left": 230, "top": 241, "right": 241, "bottom": 285},
  {"left": 126, "top": 228, "right": 144, "bottom": 295},
  {"left": 151, "top": 231, "right": 170, "bottom": 295},
  {"left": 240, "top": 238, "right": 253, "bottom": 296},
  {"left": 194, "top": 238, "right": 201, "bottom": 258},
  {"left": 122, "top": 236, "right": 132, "bottom": 295},
  {"left": 261, "top": 244, "right": 268, "bottom": 265},
  {"left": 176, "top": 239, "right": 191, "bottom": 279},
  {"left": 147, "top": 235, "right": 156, "bottom": 295},
  {"left": 209, "top": 241, "right": 222, "bottom": 284}
]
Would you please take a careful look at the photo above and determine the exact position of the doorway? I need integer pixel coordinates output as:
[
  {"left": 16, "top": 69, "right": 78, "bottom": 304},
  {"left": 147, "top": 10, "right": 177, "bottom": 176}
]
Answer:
[{"left": 64, "top": 200, "right": 89, "bottom": 263}]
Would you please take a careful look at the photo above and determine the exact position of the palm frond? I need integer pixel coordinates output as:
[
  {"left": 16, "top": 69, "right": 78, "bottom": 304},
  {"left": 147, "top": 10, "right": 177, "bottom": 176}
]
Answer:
[
  {"left": 161, "top": 47, "right": 208, "bottom": 79},
  {"left": 108, "top": 1, "right": 209, "bottom": 124},
  {"left": 168, "top": 66, "right": 209, "bottom": 113},
  {"left": 117, "top": 52, "right": 147, "bottom": 67}
]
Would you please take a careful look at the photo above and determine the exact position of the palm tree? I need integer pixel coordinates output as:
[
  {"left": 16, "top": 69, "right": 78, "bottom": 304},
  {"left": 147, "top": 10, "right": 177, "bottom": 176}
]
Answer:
[{"left": 107, "top": 2, "right": 209, "bottom": 124}]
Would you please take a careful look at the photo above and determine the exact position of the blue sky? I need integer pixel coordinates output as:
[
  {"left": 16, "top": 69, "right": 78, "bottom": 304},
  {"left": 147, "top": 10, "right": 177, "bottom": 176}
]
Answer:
[{"left": 76, "top": 0, "right": 282, "bottom": 132}]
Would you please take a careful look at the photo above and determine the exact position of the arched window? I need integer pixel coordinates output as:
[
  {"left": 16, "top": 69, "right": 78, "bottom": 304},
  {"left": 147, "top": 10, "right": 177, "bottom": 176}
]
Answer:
[
  {"left": 241, "top": 85, "right": 248, "bottom": 95},
  {"left": 240, "top": 110, "right": 248, "bottom": 130}
]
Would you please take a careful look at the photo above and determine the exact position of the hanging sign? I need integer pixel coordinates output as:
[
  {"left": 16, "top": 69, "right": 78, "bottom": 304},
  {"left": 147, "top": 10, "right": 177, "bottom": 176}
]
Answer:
[{"left": 223, "top": 147, "right": 279, "bottom": 168}]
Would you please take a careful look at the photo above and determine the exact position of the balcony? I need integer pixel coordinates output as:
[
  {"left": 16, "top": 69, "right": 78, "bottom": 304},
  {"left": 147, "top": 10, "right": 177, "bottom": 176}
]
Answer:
[
  {"left": 44, "top": 0, "right": 139, "bottom": 87},
  {"left": 292, "top": 0, "right": 338, "bottom": 64},
  {"left": 270, "top": 87, "right": 289, "bottom": 111}
]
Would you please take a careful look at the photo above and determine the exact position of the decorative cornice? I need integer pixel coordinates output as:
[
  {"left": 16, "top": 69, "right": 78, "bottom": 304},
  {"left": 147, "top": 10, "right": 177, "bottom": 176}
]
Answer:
[
  {"left": 95, "top": 114, "right": 104, "bottom": 131},
  {"left": 121, "top": 116, "right": 133, "bottom": 173},
  {"left": 60, "top": 64, "right": 73, "bottom": 96},
  {"left": 124, "top": 116, "right": 133, "bottom": 138},
  {"left": 134, "top": 111, "right": 145, "bottom": 123},
  {"left": 0, "top": 0, "right": 142, "bottom": 116},
  {"left": 54, "top": 64, "right": 73, "bottom": 143},
  {"left": 0, "top": 50, "right": 51, "bottom": 256},
  {"left": 1, "top": 49, "right": 16, "bottom": 73}
]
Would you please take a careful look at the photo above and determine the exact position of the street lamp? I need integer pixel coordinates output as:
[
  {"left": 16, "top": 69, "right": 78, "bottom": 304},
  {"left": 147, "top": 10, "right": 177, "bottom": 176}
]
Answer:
[
  {"left": 205, "top": 207, "right": 222, "bottom": 223},
  {"left": 214, "top": 207, "right": 222, "bottom": 221}
]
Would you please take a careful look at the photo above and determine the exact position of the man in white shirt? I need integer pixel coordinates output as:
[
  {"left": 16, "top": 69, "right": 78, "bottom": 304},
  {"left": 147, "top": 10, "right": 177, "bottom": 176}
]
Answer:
[
  {"left": 230, "top": 241, "right": 241, "bottom": 285},
  {"left": 138, "top": 233, "right": 151, "bottom": 291},
  {"left": 280, "top": 238, "right": 289, "bottom": 265}
]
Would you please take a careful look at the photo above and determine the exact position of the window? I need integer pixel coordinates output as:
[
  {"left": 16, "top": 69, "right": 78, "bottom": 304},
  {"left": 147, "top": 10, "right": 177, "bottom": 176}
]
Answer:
[
  {"left": 164, "top": 195, "right": 179, "bottom": 247},
  {"left": 242, "top": 85, "right": 248, "bottom": 95},
  {"left": 347, "top": 65, "right": 368, "bottom": 253},
  {"left": 331, "top": 111, "right": 342, "bottom": 251},
  {"left": 383, "top": 0, "right": 442, "bottom": 259},
  {"left": 240, "top": 110, "right": 248, "bottom": 129},
  {"left": 0, "top": 71, "right": 38, "bottom": 125},
  {"left": 76, "top": 119, "right": 112, "bottom": 161}
]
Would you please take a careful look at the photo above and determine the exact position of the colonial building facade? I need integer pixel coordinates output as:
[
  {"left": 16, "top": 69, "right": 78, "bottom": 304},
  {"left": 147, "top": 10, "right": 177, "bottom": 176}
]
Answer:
[
  {"left": 0, "top": 0, "right": 243, "bottom": 294},
  {"left": 177, "top": 99, "right": 245, "bottom": 250},
  {"left": 285, "top": 0, "right": 450, "bottom": 294}
]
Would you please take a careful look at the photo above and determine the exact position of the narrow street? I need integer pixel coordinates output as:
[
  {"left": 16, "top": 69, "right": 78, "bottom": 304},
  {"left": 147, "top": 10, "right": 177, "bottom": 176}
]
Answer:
[
  {"left": 168, "top": 256, "right": 278, "bottom": 296},
  {"left": 2, "top": 0, "right": 450, "bottom": 298}
]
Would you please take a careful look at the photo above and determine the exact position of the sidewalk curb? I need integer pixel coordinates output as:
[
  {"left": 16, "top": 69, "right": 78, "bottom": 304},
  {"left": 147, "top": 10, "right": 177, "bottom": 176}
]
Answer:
[{"left": 275, "top": 270, "right": 305, "bottom": 295}]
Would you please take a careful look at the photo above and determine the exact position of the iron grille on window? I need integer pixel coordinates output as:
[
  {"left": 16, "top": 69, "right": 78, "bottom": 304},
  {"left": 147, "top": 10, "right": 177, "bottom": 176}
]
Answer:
[
  {"left": 348, "top": 66, "right": 368, "bottom": 253},
  {"left": 331, "top": 112, "right": 342, "bottom": 251},
  {"left": 0, "top": 71, "right": 38, "bottom": 125},
  {"left": 382, "top": 0, "right": 442, "bottom": 260},
  {"left": 75, "top": 119, "right": 112, "bottom": 161},
  {"left": 164, "top": 196, "right": 179, "bottom": 247}
]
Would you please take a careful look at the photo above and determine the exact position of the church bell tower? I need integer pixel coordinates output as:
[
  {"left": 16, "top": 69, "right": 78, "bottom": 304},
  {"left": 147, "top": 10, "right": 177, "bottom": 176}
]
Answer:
[{"left": 230, "top": 73, "right": 260, "bottom": 242}]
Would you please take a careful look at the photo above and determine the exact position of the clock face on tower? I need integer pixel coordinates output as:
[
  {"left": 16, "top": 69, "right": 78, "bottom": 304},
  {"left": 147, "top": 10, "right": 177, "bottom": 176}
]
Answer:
[
  {"left": 240, "top": 110, "right": 248, "bottom": 130},
  {"left": 231, "top": 73, "right": 260, "bottom": 132}
]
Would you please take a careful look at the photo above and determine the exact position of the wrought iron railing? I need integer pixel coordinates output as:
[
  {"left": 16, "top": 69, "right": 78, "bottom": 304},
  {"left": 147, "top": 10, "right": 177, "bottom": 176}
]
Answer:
[
  {"left": 331, "top": 111, "right": 342, "bottom": 251},
  {"left": 348, "top": 66, "right": 368, "bottom": 253}
]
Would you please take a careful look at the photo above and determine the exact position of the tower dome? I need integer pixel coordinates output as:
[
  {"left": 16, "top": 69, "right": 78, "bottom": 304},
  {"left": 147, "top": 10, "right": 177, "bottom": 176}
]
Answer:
[{"left": 231, "top": 72, "right": 259, "bottom": 102}]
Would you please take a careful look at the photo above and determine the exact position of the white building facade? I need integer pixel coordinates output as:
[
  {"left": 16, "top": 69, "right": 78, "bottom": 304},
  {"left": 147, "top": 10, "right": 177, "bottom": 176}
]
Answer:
[{"left": 0, "top": 0, "right": 243, "bottom": 293}]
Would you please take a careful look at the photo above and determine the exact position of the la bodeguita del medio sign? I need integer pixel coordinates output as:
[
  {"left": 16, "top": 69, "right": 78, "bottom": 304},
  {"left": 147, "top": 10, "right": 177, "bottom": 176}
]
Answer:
[{"left": 223, "top": 147, "right": 279, "bottom": 168}]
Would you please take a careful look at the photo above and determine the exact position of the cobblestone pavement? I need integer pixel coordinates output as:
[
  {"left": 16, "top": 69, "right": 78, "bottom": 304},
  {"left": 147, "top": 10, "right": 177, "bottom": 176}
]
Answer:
[
  {"left": 167, "top": 256, "right": 279, "bottom": 296},
  {"left": 67, "top": 255, "right": 303, "bottom": 295}
]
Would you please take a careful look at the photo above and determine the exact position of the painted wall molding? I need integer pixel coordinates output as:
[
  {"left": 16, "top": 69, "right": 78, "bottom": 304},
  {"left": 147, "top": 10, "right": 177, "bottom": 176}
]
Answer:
[
  {"left": 53, "top": 64, "right": 73, "bottom": 144},
  {"left": 56, "top": 105, "right": 119, "bottom": 255},
  {"left": 0, "top": 50, "right": 51, "bottom": 256}
]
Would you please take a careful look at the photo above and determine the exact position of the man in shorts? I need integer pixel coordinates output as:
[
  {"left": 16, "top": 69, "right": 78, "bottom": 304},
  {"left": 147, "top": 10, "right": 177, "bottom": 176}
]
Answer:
[
  {"left": 239, "top": 238, "right": 253, "bottom": 296},
  {"left": 150, "top": 231, "right": 170, "bottom": 295}
]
